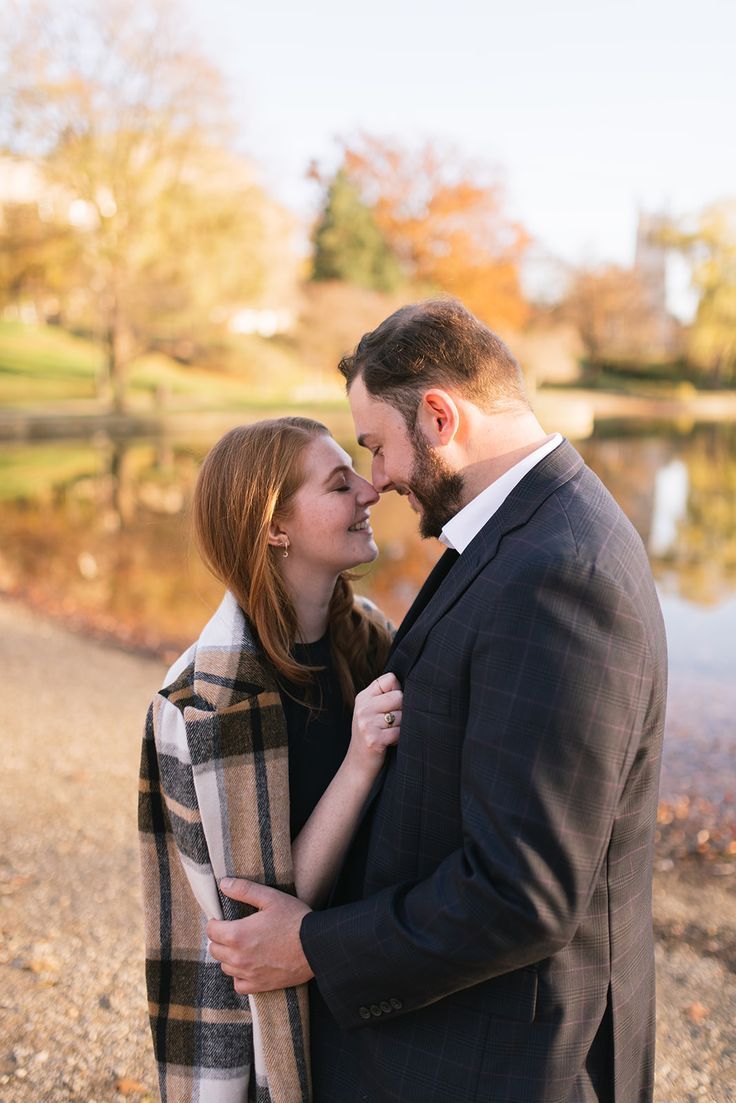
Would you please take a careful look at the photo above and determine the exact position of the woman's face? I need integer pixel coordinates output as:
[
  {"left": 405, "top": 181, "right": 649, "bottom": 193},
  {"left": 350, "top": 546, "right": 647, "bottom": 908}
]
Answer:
[{"left": 278, "top": 434, "right": 380, "bottom": 573}]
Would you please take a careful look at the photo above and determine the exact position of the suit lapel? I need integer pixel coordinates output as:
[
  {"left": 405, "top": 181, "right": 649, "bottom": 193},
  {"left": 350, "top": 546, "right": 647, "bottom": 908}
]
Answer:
[
  {"left": 388, "top": 547, "right": 460, "bottom": 656},
  {"left": 387, "top": 440, "right": 584, "bottom": 682},
  {"left": 325, "top": 557, "right": 462, "bottom": 903}
]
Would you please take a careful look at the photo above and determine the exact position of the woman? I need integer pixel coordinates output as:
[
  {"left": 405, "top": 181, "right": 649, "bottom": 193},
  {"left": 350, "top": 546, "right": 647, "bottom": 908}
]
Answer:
[{"left": 139, "top": 417, "right": 401, "bottom": 1103}]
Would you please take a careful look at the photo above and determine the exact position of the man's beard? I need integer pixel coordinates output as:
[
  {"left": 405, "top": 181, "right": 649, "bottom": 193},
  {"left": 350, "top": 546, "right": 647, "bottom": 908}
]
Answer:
[{"left": 408, "top": 427, "right": 465, "bottom": 540}]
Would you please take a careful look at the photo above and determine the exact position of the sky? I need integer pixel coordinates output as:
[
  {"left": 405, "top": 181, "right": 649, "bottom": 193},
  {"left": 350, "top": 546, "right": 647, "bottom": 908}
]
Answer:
[{"left": 184, "top": 0, "right": 735, "bottom": 316}]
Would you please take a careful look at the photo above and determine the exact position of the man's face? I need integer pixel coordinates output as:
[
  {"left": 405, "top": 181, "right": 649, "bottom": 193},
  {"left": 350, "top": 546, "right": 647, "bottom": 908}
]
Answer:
[{"left": 348, "top": 376, "right": 464, "bottom": 539}]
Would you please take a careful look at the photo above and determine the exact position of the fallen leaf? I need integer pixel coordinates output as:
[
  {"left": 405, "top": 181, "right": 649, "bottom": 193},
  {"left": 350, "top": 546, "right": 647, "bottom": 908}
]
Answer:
[
  {"left": 683, "top": 1001, "right": 708, "bottom": 1024},
  {"left": 27, "top": 956, "right": 60, "bottom": 974},
  {"left": 116, "top": 1077, "right": 147, "bottom": 1096}
]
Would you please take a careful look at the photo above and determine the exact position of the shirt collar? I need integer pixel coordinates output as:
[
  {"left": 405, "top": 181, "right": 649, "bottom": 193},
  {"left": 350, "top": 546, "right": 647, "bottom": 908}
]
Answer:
[{"left": 439, "top": 434, "right": 563, "bottom": 554}]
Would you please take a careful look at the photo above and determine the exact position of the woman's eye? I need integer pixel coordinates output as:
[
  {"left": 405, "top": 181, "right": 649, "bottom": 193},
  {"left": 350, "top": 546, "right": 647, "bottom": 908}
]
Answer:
[{"left": 333, "top": 484, "right": 350, "bottom": 493}]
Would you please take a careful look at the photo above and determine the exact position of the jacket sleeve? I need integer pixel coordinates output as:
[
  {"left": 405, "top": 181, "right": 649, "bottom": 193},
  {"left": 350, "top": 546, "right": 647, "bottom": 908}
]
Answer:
[
  {"left": 138, "top": 693, "right": 254, "bottom": 1102},
  {"left": 301, "top": 558, "right": 656, "bottom": 1029}
]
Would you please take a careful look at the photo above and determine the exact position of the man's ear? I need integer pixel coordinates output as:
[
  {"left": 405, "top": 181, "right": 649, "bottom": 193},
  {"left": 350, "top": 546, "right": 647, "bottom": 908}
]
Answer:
[{"left": 417, "top": 388, "right": 460, "bottom": 445}]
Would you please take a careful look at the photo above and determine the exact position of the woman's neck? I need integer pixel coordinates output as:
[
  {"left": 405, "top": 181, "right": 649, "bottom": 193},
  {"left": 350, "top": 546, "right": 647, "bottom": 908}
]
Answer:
[{"left": 284, "top": 568, "right": 337, "bottom": 643}]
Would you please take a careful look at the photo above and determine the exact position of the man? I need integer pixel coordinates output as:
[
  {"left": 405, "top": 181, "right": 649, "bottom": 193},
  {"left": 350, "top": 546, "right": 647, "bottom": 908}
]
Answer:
[{"left": 208, "top": 300, "right": 667, "bottom": 1102}]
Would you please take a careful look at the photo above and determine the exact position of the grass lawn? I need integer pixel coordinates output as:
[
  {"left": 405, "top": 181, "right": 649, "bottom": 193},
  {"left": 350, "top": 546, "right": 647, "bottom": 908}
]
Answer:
[
  {"left": 0, "top": 322, "right": 347, "bottom": 411},
  {"left": 0, "top": 322, "right": 103, "bottom": 404}
]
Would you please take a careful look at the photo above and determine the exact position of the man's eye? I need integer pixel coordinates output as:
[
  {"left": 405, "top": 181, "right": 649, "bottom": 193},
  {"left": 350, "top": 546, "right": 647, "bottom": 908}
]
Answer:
[
  {"left": 372, "top": 447, "right": 383, "bottom": 458},
  {"left": 333, "top": 484, "right": 350, "bottom": 492}
]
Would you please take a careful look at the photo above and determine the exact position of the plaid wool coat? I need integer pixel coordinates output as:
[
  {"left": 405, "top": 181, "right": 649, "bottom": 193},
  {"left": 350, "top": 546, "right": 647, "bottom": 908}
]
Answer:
[{"left": 140, "top": 592, "right": 326, "bottom": 1103}]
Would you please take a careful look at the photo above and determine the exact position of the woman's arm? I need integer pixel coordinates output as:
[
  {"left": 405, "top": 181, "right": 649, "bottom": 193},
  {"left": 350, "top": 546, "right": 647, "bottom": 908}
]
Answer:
[{"left": 291, "top": 673, "right": 402, "bottom": 907}]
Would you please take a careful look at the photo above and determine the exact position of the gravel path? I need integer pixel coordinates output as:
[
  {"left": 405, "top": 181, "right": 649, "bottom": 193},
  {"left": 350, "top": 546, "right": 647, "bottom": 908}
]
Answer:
[
  {"left": 0, "top": 597, "right": 161, "bottom": 1103},
  {"left": 1, "top": 596, "right": 734, "bottom": 1103}
]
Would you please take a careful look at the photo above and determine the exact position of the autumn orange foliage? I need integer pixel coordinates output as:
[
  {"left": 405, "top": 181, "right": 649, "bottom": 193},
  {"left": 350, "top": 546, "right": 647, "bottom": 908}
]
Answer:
[{"left": 341, "top": 136, "right": 530, "bottom": 331}]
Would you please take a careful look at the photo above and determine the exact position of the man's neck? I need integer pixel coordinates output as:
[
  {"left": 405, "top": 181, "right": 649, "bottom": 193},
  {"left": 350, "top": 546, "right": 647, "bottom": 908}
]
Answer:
[{"left": 458, "top": 421, "right": 555, "bottom": 508}]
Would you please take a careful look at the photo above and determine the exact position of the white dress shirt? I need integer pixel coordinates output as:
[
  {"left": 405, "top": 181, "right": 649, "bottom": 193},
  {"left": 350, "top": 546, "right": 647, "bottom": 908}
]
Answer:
[{"left": 440, "top": 434, "right": 563, "bottom": 554}]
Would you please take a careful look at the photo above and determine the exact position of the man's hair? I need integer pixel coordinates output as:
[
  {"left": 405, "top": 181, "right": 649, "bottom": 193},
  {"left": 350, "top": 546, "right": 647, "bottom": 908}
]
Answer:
[{"left": 338, "top": 298, "right": 529, "bottom": 428}]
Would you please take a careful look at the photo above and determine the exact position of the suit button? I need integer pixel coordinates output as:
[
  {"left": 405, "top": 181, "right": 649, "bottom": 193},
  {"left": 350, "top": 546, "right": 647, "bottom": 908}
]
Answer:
[
  {"left": 380, "top": 1000, "right": 392, "bottom": 1013},
  {"left": 389, "top": 997, "right": 403, "bottom": 1010},
  {"left": 370, "top": 1004, "right": 382, "bottom": 1017},
  {"left": 358, "top": 1006, "right": 371, "bottom": 1020}
]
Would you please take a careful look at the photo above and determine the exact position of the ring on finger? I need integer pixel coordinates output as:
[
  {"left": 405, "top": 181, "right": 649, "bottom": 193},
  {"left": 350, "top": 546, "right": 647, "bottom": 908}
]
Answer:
[{"left": 384, "top": 711, "right": 396, "bottom": 727}]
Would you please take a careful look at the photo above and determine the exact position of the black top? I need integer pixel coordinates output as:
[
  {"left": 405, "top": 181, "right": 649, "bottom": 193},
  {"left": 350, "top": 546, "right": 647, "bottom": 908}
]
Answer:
[{"left": 279, "top": 635, "right": 353, "bottom": 840}]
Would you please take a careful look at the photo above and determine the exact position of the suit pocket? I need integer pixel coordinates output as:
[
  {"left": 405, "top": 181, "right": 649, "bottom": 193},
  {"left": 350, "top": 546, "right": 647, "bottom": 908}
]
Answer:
[
  {"left": 404, "top": 676, "right": 454, "bottom": 717},
  {"left": 450, "top": 967, "right": 538, "bottom": 1024}
]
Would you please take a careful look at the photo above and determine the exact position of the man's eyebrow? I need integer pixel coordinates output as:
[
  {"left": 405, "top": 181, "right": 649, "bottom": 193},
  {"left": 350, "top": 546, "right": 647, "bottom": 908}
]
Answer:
[{"left": 357, "top": 434, "right": 373, "bottom": 448}]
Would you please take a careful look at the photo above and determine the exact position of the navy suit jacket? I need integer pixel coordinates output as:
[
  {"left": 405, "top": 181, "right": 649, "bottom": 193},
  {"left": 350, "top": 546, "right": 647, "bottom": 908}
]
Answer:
[{"left": 301, "top": 441, "right": 667, "bottom": 1103}]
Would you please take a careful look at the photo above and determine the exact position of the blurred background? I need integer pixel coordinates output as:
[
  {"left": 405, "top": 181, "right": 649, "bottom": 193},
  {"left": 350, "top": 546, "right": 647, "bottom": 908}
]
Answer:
[{"left": 0, "top": 1, "right": 734, "bottom": 1100}]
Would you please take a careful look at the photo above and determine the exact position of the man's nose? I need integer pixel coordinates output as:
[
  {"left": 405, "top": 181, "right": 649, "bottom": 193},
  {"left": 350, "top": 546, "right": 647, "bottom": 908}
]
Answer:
[{"left": 371, "top": 459, "right": 393, "bottom": 494}]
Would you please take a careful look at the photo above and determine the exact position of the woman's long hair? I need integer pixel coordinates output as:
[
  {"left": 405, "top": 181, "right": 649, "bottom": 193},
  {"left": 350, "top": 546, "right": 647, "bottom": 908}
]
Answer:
[{"left": 192, "top": 416, "right": 391, "bottom": 705}]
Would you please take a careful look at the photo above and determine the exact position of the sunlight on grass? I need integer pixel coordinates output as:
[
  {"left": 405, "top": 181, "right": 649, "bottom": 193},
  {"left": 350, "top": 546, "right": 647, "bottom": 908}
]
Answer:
[
  {"left": 0, "top": 322, "right": 102, "bottom": 376},
  {"left": 0, "top": 322, "right": 348, "bottom": 410}
]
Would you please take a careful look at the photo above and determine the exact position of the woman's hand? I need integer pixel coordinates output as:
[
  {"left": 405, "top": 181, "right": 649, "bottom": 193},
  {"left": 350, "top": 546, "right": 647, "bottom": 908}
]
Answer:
[
  {"left": 346, "top": 673, "right": 403, "bottom": 779},
  {"left": 290, "top": 672, "right": 403, "bottom": 907}
]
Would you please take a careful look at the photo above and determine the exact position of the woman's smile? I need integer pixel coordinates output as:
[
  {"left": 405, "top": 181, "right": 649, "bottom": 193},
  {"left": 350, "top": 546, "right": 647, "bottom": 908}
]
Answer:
[{"left": 348, "top": 516, "right": 373, "bottom": 533}]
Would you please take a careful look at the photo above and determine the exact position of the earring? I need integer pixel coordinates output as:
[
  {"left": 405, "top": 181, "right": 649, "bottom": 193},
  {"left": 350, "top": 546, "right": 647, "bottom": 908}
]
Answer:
[{"left": 282, "top": 539, "right": 289, "bottom": 559}]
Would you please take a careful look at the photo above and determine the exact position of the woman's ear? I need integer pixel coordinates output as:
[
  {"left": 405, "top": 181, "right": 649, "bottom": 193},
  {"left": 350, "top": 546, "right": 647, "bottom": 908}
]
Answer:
[
  {"left": 267, "top": 520, "right": 288, "bottom": 549},
  {"left": 417, "top": 388, "right": 460, "bottom": 445}
]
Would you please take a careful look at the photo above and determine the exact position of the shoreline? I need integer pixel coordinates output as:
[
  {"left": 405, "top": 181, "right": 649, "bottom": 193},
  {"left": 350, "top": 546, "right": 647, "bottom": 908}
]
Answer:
[
  {"left": 1, "top": 386, "right": 736, "bottom": 444},
  {"left": 0, "top": 583, "right": 188, "bottom": 664}
]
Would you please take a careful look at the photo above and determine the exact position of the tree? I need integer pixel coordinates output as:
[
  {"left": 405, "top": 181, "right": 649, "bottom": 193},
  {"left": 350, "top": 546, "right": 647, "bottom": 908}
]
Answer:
[
  {"left": 563, "top": 264, "right": 676, "bottom": 369},
  {"left": 312, "top": 169, "right": 402, "bottom": 292},
  {"left": 0, "top": 0, "right": 291, "bottom": 410},
  {"left": 0, "top": 194, "right": 82, "bottom": 319},
  {"left": 668, "top": 200, "right": 736, "bottom": 385},
  {"left": 336, "top": 136, "right": 530, "bottom": 331}
]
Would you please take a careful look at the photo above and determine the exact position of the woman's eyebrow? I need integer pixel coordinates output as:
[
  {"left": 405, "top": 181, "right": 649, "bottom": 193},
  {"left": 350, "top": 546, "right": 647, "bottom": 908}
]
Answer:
[{"left": 322, "top": 464, "right": 351, "bottom": 484}]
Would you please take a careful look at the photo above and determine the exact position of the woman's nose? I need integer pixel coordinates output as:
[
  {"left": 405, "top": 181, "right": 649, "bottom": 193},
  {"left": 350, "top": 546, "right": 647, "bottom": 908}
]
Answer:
[{"left": 357, "top": 476, "right": 380, "bottom": 505}]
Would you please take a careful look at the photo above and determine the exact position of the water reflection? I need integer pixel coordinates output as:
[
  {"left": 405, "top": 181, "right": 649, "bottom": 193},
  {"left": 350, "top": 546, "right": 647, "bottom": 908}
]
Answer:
[
  {"left": 649, "top": 459, "right": 688, "bottom": 559},
  {"left": 577, "top": 423, "right": 736, "bottom": 606},
  {"left": 1, "top": 421, "right": 735, "bottom": 652},
  {"left": 0, "top": 436, "right": 204, "bottom": 650}
]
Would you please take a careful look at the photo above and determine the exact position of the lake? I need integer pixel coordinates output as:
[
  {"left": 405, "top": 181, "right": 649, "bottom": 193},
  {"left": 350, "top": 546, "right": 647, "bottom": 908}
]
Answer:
[{"left": 1, "top": 416, "right": 735, "bottom": 857}]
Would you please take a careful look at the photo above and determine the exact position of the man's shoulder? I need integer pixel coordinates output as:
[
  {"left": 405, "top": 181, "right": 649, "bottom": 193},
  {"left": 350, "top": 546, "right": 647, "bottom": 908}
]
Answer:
[
  {"left": 560, "top": 462, "right": 650, "bottom": 570},
  {"left": 527, "top": 458, "right": 645, "bottom": 564},
  {"left": 474, "top": 461, "right": 653, "bottom": 603},
  {"left": 482, "top": 464, "right": 663, "bottom": 649}
]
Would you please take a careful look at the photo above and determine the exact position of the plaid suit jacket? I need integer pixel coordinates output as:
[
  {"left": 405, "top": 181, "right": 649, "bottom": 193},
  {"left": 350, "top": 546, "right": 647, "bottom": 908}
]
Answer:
[{"left": 302, "top": 441, "right": 668, "bottom": 1103}]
